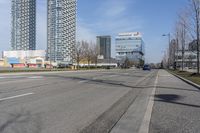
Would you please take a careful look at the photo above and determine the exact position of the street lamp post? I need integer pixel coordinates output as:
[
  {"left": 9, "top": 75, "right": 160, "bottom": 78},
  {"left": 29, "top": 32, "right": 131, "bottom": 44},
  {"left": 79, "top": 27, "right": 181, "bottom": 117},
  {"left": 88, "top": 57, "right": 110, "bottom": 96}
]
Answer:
[{"left": 162, "top": 33, "right": 171, "bottom": 69}]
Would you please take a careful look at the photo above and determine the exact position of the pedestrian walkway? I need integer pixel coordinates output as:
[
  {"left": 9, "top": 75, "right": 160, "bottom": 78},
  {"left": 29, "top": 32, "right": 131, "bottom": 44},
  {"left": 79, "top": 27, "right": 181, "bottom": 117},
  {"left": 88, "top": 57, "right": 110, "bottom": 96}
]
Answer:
[
  {"left": 111, "top": 70, "right": 200, "bottom": 133},
  {"left": 149, "top": 70, "right": 200, "bottom": 133}
]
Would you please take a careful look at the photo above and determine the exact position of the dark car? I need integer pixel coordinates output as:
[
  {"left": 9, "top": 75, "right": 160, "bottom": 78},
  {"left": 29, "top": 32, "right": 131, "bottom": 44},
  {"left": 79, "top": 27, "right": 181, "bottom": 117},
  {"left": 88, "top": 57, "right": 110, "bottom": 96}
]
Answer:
[{"left": 143, "top": 64, "right": 151, "bottom": 70}]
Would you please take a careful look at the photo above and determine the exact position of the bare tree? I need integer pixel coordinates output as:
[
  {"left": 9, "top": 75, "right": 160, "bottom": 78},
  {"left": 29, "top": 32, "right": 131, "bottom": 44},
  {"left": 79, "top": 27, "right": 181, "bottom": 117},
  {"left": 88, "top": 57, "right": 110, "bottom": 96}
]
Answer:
[
  {"left": 180, "top": 21, "right": 187, "bottom": 71},
  {"left": 172, "top": 23, "right": 180, "bottom": 70},
  {"left": 187, "top": 0, "right": 200, "bottom": 73},
  {"left": 91, "top": 43, "right": 100, "bottom": 67},
  {"left": 174, "top": 10, "right": 190, "bottom": 71},
  {"left": 73, "top": 41, "right": 84, "bottom": 70},
  {"left": 82, "top": 41, "right": 92, "bottom": 68},
  {"left": 169, "top": 39, "right": 177, "bottom": 69},
  {"left": 162, "top": 51, "right": 168, "bottom": 69}
]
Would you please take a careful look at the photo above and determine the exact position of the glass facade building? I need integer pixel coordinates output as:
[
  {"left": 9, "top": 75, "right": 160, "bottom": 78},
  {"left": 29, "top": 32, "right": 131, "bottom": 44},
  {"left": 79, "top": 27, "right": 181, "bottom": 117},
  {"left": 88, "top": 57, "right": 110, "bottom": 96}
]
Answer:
[
  {"left": 11, "top": 0, "right": 36, "bottom": 50},
  {"left": 96, "top": 36, "right": 111, "bottom": 59},
  {"left": 115, "top": 32, "right": 145, "bottom": 63},
  {"left": 47, "top": 0, "right": 76, "bottom": 63}
]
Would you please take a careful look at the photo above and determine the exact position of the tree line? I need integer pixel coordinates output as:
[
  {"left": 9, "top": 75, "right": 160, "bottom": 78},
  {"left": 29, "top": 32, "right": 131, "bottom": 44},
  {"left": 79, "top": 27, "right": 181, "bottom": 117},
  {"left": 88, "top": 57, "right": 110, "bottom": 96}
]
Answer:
[
  {"left": 73, "top": 40, "right": 100, "bottom": 69},
  {"left": 168, "top": 0, "right": 200, "bottom": 74}
]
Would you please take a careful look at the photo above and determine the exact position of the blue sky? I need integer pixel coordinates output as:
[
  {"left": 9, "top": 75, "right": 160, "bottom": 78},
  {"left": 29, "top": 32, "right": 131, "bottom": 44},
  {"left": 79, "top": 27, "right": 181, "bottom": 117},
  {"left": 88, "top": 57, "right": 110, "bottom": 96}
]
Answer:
[{"left": 0, "top": 0, "right": 188, "bottom": 63}]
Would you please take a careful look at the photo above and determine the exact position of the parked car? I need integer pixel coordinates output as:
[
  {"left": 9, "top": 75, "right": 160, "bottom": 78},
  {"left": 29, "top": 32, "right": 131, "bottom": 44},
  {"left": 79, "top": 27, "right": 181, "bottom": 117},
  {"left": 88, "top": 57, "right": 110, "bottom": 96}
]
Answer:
[{"left": 143, "top": 64, "right": 151, "bottom": 71}]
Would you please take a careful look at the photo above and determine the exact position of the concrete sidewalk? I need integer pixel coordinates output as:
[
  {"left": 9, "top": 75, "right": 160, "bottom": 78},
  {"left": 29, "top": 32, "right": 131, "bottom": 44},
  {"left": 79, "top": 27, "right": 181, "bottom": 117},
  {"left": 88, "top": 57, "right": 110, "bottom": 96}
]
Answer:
[
  {"left": 150, "top": 70, "right": 200, "bottom": 133},
  {"left": 111, "top": 70, "right": 200, "bottom": 133}
]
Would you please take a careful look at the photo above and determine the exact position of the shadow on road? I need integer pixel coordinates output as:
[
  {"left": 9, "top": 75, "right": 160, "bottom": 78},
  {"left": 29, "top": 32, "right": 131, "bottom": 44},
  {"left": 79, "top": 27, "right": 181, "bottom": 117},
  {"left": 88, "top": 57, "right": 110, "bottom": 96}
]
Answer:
[
  {"left": 0, "top": 108, "right": 43, "bottom": 133},
  {"left": 154, "top": 94, "right": 200, "bottom": 108},
  {"left": 44, "top": 75, "right": 147, "bottom": 90}
]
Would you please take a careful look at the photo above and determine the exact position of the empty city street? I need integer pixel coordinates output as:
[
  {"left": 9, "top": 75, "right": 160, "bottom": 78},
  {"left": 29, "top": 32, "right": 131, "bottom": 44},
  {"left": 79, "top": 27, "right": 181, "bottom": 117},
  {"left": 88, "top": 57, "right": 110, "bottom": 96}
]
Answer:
[
  {"left": 0, "top": 69, "right": 199, "bottom": 133},
  {"left": 1, "top": 0, "right": 199, "bottom": 133}
]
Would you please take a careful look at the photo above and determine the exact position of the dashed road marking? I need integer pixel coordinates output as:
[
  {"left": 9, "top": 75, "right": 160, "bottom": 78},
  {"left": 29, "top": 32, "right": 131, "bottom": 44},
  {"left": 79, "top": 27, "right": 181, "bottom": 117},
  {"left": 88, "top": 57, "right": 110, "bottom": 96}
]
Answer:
[
  {"left": 107, "top": 75, "right": 118, "bottom": 78},
  {"left": 0, "top": 76, "right": 26, "bottom": 79},
  {"left": 0, "top": 76, "right": 43, "bottom": 79},
  {"left": 28, "top": 76, "right": 43, "bottom": 79},
  {"left": 0, "top": 93, "right": 34, "bottom": 102},
  {"left": 78, "top": 80, "right": 89, "bottom": 83}
]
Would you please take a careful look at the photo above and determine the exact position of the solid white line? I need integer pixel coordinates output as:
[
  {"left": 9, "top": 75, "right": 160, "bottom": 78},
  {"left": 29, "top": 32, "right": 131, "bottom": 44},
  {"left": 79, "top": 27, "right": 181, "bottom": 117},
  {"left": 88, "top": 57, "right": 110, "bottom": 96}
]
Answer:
[
  {"left": 0, "top": 93, "right": 34, "bottom": 102},
  {"left": 138, "top": 72, "right": 159, "bottom": 133}
]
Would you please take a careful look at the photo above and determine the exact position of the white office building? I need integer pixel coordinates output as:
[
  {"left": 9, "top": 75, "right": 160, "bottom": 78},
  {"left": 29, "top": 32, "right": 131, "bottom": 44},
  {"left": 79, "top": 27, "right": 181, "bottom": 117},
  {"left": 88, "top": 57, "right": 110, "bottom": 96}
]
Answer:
[{"left": 115, "top": 32, "right": 145, "bottom": 64}]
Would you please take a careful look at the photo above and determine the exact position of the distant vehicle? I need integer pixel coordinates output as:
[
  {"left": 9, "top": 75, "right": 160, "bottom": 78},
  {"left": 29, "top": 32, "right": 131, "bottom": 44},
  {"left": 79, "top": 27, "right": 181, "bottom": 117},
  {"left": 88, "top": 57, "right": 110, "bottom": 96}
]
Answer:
[{"left": 143, "top": 64, "right": 151, "bottom": 71}]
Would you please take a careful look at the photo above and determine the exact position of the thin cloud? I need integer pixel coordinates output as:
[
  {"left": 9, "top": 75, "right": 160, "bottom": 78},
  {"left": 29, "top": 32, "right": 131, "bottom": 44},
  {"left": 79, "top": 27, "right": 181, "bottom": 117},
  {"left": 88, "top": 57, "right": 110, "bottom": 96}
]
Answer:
[
  {"left": 77, "top": 0, "right": 142, "bottom": 39},
  {"left": 77, "top": 22, "right": 96, "bottom": 42},
  {"left": 99, "top": 0, "right": 127, "bottom": 17}
]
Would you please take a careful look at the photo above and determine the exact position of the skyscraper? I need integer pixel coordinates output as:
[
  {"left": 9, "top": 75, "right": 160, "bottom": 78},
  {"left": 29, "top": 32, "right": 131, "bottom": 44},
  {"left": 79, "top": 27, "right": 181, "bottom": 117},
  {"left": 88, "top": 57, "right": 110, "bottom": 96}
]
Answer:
[
  {"left": 11, "top": 0, "right": 36, "bottom": 50},
  {"left": 47, "top": 0, "right": 76, "bottom": 63},
  {"left": 96, "top": 36, "right": 111, "bottom": 59}
]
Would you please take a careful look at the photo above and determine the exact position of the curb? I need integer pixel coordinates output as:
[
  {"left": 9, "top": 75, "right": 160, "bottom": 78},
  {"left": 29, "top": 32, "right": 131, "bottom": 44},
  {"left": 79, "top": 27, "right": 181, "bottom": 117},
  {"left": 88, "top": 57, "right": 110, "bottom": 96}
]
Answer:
[{"left": 168, "top": 71, "right": 200, "bottom": 90}]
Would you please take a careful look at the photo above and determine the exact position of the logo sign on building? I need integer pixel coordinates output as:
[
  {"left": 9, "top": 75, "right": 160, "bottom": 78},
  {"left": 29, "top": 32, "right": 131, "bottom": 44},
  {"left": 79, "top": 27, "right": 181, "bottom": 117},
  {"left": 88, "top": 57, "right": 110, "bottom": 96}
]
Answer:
[{"left": 118, "top": 32, "right": 141, "bottom": 38}]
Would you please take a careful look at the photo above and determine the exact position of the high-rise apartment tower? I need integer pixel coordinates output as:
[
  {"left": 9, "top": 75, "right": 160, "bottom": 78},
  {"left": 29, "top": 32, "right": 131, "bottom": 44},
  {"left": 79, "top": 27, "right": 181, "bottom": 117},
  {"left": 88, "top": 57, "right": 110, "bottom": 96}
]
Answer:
[
  {"left": 11, "top": 0, "right": 36, "bottom": 50},
  {"left": 47, "top": 0, "right": 76, "bottom": 63}
]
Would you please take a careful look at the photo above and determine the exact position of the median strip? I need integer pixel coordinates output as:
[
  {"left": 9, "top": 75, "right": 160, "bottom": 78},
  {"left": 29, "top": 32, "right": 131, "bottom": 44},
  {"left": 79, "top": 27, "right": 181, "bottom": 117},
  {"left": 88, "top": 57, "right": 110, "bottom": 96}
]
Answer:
[
  {"left": 138, "top": 73, "right": 158, "bottom": 133},
  {"left": 79, "top": 71, "right": 157, "bottom": 133}
]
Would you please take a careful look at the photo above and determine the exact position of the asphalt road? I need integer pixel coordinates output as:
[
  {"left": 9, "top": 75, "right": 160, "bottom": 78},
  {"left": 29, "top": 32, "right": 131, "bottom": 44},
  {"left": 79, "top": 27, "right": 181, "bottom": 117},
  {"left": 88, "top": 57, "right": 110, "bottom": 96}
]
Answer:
[
  {"left": 1, "top": 69, "right": 198, "bottom": 133},
  {"left": 0, "top": 69, "right": 157, "bottom": 133}
]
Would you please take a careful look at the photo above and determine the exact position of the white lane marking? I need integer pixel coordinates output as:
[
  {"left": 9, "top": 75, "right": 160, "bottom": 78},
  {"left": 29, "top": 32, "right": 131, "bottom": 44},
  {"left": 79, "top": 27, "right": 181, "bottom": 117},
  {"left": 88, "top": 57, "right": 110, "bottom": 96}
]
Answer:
[
  {"left": 0, "top": 93, "right": 34, "bottom": 102},
  {"left": 28, "top": 76, "right": 43, "bottom": 79},
  {"left": 0, "top": 76, "right": 26, "bottom": 79},
  {"left": 78, "top": 80, "right": 89, "bottom": 83},
  {"left": 92, "top": 75, "right": 117, "bottom": 80},
  {"left": 138, "top": 73, "right": 158, "bottom": 133},
  {"left": 107, "top": 75, "right": 118, "bottom": 78},
  {"left": 0, "top": 78, "right": 43, "bottom": 85},
  {"left": 0, "top": 76, "right": 43, "bottom": 79}
]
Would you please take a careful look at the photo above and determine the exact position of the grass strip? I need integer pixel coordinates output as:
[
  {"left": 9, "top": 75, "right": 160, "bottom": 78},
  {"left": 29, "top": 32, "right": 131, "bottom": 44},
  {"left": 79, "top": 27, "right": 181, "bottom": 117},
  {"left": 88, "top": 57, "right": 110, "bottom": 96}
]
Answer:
[{"left": 169, "top": 69, "right": 200, "bottom": 85}]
